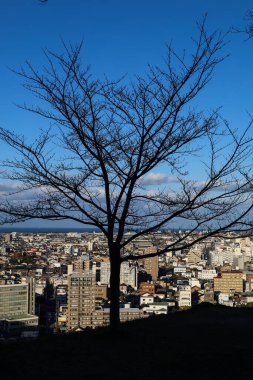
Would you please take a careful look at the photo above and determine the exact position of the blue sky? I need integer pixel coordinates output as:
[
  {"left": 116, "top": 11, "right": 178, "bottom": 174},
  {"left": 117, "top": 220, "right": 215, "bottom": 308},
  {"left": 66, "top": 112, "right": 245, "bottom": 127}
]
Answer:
[{"left": 0, "top": 0, "right": 253, "bottom": 228}]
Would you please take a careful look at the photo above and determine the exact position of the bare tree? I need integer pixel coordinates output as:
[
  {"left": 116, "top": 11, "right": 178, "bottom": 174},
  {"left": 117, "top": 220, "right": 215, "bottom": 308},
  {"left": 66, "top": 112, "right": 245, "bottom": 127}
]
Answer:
[{"left": 0, "top": 22, "right": 253, "bottom": 330}]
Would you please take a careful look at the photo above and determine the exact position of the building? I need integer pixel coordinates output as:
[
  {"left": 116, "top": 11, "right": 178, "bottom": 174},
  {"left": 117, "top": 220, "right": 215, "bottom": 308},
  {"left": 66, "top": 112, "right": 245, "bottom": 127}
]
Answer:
[
  {"left": 4, "top": 233, "right": 12, "bottom": 243},
  {"left": 214, "top": 271, "right": 243, "bottom": 293},
  {"left": 203, "top": 283, "right": 215, "bottom": 304},
  {"left": 120, "top": 262, "right": 138, "bottom": 289},
  {"left": 67, "top": 271, "right": 97, "bottom": 331},
  {"left": 209, "top": 248, "right": 235, "bottom": 267},
  {"left": 94, "top": 285, "right": 107, "bottom": 300},
  {"left": 0, "top": 277, "right": 35, "bottom": 318},
  {"left": 142, "top": 303, "right": 168, "bottom": 315},
  {"left": 26, "top": 277, "right": 36, "bottom": 315},
  {"left": 89, "top": 308, "right": 146, "bottom": 327},
  {"left": 142, "top": 247, "right": 159, "bottom": 281},
  {"left": 245, "top": 273, "right": 253, "bottom": 292},
  {"left": 91, "top": 307, "right": 146, "bottom": 328},
  {"left": 186, "top": 250, "right": 202, "bottom": 264},
  {"left": 67, "top": 270, "right": 145, "bottom": 330},
  {"left": 218, "top": 293, "right": 233, "bottom": 307},
  {"left": 57, "top": 305, "right": 68, "bottom": 332},
  {"left": 72, "top": 254, "right": 91, "bottom": 272},
  {"left": 197, "top": 269, "right": 217, "bottom": 281},
  {"left": 140, "top": 294, "right": 154, "bottom": 305},
  {"left": 0, "top": 277, "right": 38, "bottom": 336},
  {"left": 1, "top": 315, "right": 39, "bottom": 335},
  {"left": 100, "top": 261, "right": 110, "bottom": 285},
  {"left": 139, "top": 282, "right": 155, "bottom": 295},
  {"left": 178, "top": 285, "right": 191, "bottom": 308},
  {"left": 174, "top": 266, "right": 187, "bottom": 275},
  {"left": 100, "top": 261, "right": 137, "bottom": 289}
]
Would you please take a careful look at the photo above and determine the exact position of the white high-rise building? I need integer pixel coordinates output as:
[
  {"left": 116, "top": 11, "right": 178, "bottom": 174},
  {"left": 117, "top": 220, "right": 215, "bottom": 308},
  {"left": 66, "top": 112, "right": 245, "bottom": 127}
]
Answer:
[
  {"left": 100, "top": 261, "right": 110, "bottom": 285},
  {"left": 120, "top": 262, "right": 138, "bottom": 290},
  {"left": 100, "top": 261, "right": 137, "bottom": 289}
]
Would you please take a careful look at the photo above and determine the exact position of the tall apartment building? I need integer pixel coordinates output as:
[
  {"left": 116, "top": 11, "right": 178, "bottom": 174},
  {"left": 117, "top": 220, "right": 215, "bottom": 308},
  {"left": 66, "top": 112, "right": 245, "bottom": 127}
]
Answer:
[
  {"left": 67, "top": 270, "right": 143, "bottom": 330},
  {"left": 214, "top": 271, "right": 243, "bottom": 293},
  {"left": 142, "top": 247, "right": 159, "bottom": 281},
  {"left": 132, "top": 242, "right": 159, "bottom": 281},
  {"left": 67, "top": 271, "right": 97, "bottom": 331}
]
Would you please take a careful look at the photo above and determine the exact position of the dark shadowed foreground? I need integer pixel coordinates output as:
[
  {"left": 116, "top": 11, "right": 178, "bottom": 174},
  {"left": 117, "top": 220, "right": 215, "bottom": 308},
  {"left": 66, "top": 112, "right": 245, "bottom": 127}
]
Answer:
[{"left": 1, "top": 305, "right": 252, "bottom": 379}]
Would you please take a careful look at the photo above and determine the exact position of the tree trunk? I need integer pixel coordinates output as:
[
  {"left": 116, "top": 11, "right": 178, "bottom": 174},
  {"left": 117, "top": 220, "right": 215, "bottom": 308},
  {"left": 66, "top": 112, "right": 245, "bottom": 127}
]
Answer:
[{"left": 109, "top": 249, "right": 121, "bottom": 332}]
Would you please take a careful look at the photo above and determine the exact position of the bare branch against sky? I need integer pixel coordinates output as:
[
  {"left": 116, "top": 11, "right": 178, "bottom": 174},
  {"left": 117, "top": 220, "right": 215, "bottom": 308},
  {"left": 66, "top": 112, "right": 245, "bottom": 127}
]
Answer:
[
  {"left": 245, "top": 10, "right": 253, "bottom": 38},
  {"left": 0, "top": 19, "right": 253, "bottom": 328}
]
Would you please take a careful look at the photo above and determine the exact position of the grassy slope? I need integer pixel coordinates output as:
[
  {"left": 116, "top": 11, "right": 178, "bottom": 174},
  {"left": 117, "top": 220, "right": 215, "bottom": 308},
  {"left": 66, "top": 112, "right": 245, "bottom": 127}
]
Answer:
[{"left": 1, "top": 304, "right": 252, "bottom": 380}]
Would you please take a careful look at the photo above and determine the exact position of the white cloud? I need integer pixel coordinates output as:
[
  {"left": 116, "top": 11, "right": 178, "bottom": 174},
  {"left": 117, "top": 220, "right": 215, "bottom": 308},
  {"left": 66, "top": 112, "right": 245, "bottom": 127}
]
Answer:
[
  {"left": 0, "top": 182, "right": 21, "bottom": 193},
  {"left": 0, "top": 181, "right": 42, "bottom": 201},
  {"left": 141, "top": 173, "right": 179, "bottom": 186}
]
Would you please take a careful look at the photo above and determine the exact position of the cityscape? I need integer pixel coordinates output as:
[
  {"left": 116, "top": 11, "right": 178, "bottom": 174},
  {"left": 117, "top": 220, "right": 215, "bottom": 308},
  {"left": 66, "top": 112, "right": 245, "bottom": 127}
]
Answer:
[{"left": 1, "top": 229, "right": 253, "bottom": 340}]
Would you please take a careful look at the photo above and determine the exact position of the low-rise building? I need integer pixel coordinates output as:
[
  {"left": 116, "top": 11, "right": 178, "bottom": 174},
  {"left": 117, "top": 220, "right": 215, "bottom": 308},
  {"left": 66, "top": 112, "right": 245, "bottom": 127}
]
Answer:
[
  {"left": 139, "top": 282, "right": 155, "bottom": 295},
  {"left": 142, "top": 302, "right": 168, "bottom": 315},
  {"left": 197, "top": 269, "right": 217, "bottom": 281},
  {"left": 140, "top": 294, "right": 154, "bottom": 305}
]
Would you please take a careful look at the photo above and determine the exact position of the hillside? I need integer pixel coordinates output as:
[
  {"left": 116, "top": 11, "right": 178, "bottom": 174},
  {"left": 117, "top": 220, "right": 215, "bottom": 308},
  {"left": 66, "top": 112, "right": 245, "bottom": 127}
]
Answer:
[{"left": 1, "top": 304, "right": 252, "bottom": 380}]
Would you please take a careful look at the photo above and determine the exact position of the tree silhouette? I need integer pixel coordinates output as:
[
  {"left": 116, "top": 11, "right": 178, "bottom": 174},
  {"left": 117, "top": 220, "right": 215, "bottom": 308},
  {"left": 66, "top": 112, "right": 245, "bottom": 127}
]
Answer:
[{"left": 1, "top": 22, "right": 253, "bottom": 330}]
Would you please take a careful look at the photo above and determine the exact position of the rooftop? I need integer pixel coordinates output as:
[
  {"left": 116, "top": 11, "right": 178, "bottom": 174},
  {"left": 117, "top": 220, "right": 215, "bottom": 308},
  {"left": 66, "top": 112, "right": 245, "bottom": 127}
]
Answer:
[{"left": 3, "top": 314, "right": 38, "bottom": 321}]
